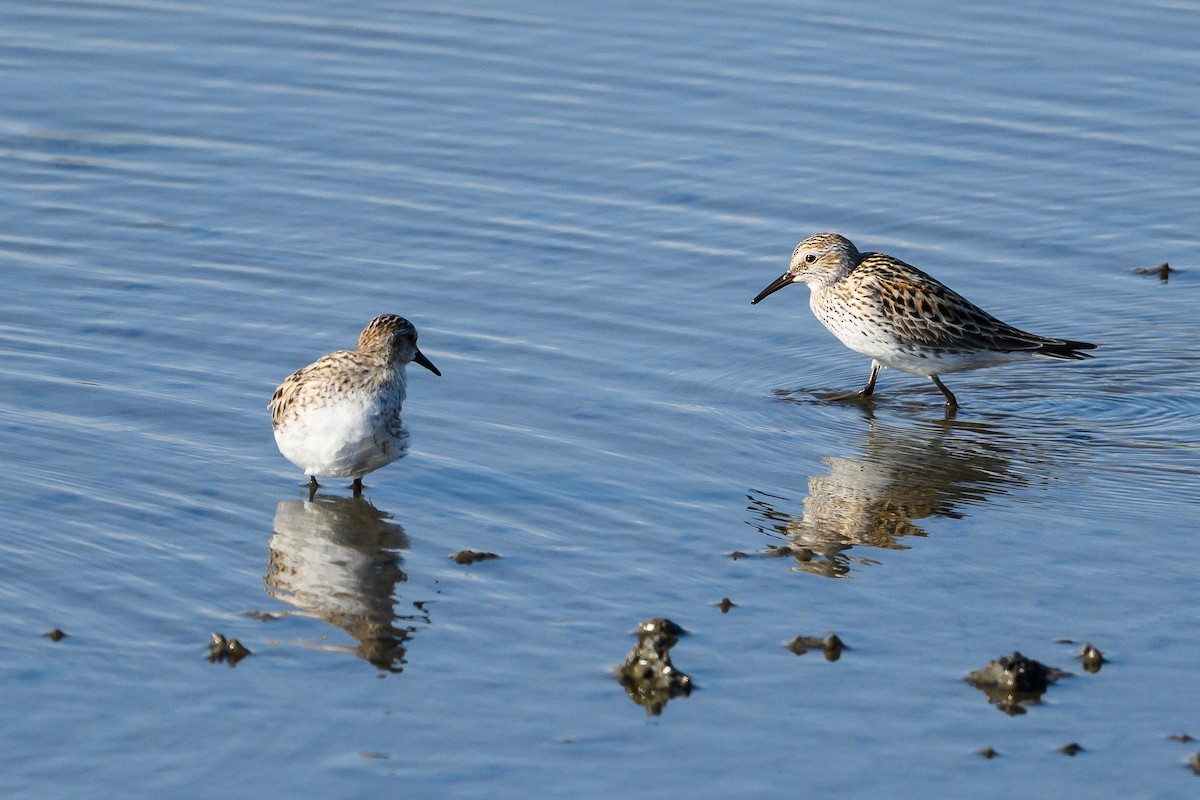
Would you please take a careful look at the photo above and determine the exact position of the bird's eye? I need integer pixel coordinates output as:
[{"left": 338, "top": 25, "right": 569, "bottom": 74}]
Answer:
[{"left": 805, "top": 253, "right": 817, "bottom": 264}]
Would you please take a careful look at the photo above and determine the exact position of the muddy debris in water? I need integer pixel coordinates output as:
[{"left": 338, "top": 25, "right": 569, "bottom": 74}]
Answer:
[
  {"left": 762, "top": 543, "right": 837, "bottom": 573},
  {"left": 450, "top": 550, "right": 499, "bottom": 565},
  {"left": 1189, "top": 752, "right": 1200, "bottom": 775},
  {"left": 615, "top": 617, "right": 693, "bottom": 716},
  {"left": 788, "top": 634, "right": 846, "bottom": 662},
  {"left": 727, "top": 550, "right": 748, "bottom": 560},
  {"left": 716, "top": 597, "right": 735, "bottom": 613},
  {"left": 975, "top": 747, "right": 998, "bottom": 760},
  {"left": 1077, "top": 642, "right": 1105, "bottom": 673},
  {"left": 966, "top": 651, "right": 1070, "bottom": 715},
  {"left": 243, "top": 610, "right": 287, "bottom": 622},
  {"left": 1058, "top": 742, "right": 1085, "bottom": 757},
  {"left": 1169, "top": 733, "right": 1195, "bottom": 743},
  {"left": 43, "top": 628, "right": 68, "bottom": 642},
  {"left": 1133, "top": 262, "right": 1174, "bottom": 282},
  {"left": 635, "top": 618, "right": 685, "bottom": 638},
  {"left": 207, "top": 632, "right": 252, "bottom": 666}
]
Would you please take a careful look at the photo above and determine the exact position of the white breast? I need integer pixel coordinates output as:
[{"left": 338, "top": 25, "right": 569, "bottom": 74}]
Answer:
[{"left": 274, "top": 380, "right": 408, "bottom": 479}]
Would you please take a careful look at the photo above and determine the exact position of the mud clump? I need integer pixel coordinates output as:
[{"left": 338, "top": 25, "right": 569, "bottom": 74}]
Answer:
[
  {"left": 207, "top": 632, "right": 252, "bottom": 666},
  {"left": 716, "top": 597, "right": 735, "bottom": 613},
  {"left": 616, "top": 618, "right": 693, "bottom": 716},
  {"left": 966, "top": 651, "right": 1070, "bottom": 715},
  {"left": 450, "top": 550, "right": 499, "bottom": 565},
  {"left": 787, "top": 634, "right": 846, "bottom": 662},
  {"left": 1078, "top": 642, "right": 1105, "bottom": 673},
  {"left": 1058, "top": 742, "right": 1085, "bottom": 756},
  {"left": 44, "top": 628, "right": 68, "bottom": 642},
  {"left": 1133, "top": 262, "right": 1174, "bottom": 282},
  {"left": 975, "top": 747, "right": 998, "bottom": 759}
]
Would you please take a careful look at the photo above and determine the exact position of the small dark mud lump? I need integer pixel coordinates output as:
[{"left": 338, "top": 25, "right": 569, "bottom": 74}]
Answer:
[
  {"left": 968, "top": 651, "right": 1066, "bottom": 693},
  {"left": 967, "top": 651, "right": 1069, "bottom": 714},
  {"left": 787, "top": 634, "right": 846, "bottom": 662},
  {"left": 1078, "top": 642, "right": 1105, "bottom": 673},
  {"left": 450, "top": 550, "right": 499, "bottom": 565},
  {"left": 207, "top": 632, "right": 252, "bottom": 666},
  {"left": 616, "top": 617, "right": 693, "bottom": 716},
  {"left": 1133, "top": 262, "right": 1174, "bottom": 282}
]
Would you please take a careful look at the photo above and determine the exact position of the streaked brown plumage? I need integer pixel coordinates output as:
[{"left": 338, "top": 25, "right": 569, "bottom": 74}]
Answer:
[
  {"left": 752, "top": 233, "right": 1095, "bottom": 409},
  {"left": 269, "top": 315, "right": 441, "bottom": 492}
]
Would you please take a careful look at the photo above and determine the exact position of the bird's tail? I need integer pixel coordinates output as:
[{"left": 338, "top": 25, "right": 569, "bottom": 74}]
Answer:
[{"left": 1036, "top": 338, "right": 1097, "bottom": 360}]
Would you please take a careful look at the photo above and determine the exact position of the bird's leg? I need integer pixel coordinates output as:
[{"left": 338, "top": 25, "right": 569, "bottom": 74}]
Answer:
[
  {"left": 351, "top": 477, "right": 364, "bottom": 497},
  {"left": 820, "top": 360, "right": 881, "bottom": 402},
  {"left": 860, "top": 360, "right": 880, "bottom": 396},
  {"left": 307, "top": 476, "right": 319, "bottom": 501},
  {"left": 930, "top": 375, "right": 959, "bottom": 411}
]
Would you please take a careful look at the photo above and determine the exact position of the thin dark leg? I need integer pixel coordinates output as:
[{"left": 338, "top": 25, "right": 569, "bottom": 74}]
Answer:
[
  {"left": 930, "top": 375, "right": 958, "bottom": 410},
  {"left": 861, "top": 360, "right": 880, "bottom": 396},
  {"left": 352, "top": 477, "right": 364, "bottom": 497},
  {"left": 307, "top": 476, "right": 319, "bottom": 501},
  {"left": 821, "top": 360, "right": 881, "bottom": 402}
]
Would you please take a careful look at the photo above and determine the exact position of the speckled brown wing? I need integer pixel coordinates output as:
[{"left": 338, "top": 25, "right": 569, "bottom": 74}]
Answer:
[
  {"left": 269, "top": 364, "right": 313, "bottom": 430},
  {"left": 269, "top": 349, "right": 372, "bottom": 429},
  {"left": 856, "top": 255, "right": 1056, "bottom": 354}
]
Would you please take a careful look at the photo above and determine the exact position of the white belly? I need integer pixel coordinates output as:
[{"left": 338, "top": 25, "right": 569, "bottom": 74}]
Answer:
[
  {"left": 274, "top": 395, "right": 408, "bottom": 479},
  {"left": 811, "top": 292, "right": 1025, "bottom": 376}
]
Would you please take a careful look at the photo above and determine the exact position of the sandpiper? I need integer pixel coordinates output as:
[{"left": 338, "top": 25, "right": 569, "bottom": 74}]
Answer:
[
  {"left": 751, "top": 233, "right": 1095, "bottom": 409},
  {"left": 269, "top": 315, "right": 440, "bottom": 493}
]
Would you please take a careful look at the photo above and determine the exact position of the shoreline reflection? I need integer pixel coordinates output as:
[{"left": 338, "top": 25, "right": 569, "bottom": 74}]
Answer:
[
  {"left": 266, "top": 493, "right": 427, "bottom": 672},
  {"left": 748, "top": 416, "right": 1026, "bottom": 577}
]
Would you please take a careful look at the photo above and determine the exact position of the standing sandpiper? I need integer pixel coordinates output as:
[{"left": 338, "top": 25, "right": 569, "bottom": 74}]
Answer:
[
  {"left": 269, "top": 315, "right": 441, "bottom": 493},
  {"left": 751, "top": 233, "right": 1095, "bottom": 409}
]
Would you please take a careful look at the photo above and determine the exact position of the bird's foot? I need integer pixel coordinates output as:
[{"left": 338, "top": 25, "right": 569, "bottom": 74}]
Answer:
[{"left": 817, "top": 389, "right": 875, "bottom": 403}]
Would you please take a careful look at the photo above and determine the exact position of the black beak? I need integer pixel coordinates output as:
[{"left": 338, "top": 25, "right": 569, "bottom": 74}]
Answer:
[
  {"left": 414, "top": 347, "right": 441, "bottom": 376},
  {"left": 751, "top": 271, "right": 795, "bottom": 305}
]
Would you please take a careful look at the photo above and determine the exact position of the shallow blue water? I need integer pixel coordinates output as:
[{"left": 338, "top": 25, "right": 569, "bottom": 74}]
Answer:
[{"left": 2, "top": 1, "right": 1199, "bottom": 797}]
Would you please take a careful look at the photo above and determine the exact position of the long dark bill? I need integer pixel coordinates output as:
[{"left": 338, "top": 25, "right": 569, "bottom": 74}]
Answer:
[
  {"left": 414, "top": 347, "right": 442, "bottom": 376},
  {"left": 751, "top": 271, "right": 794, "bottom": 305}
]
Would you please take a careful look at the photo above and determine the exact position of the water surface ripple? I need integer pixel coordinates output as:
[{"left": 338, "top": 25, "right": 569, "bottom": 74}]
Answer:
[{"left": 2, "top": 2, "right": 1199, "bottom": 798}]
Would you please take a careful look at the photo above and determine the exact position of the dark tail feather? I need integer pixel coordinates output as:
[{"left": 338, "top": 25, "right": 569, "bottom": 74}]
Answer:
[{"left": 1037, "top": 338, "right": 1097, "bottom": 360}]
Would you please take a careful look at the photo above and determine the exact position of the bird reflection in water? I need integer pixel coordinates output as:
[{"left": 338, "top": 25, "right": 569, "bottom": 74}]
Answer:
[
  {"left": 266, "top": 493, "right": 427, "bottom": 672},
  {"left": 748, "top": 414, "right": 1025, "bottom": 577}
]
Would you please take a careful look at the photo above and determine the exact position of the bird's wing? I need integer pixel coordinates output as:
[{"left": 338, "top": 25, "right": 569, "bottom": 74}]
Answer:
[
  {"left": 858, "top": 255, "right": 1048, "bottom": 353},
  {"left": 268, "top": 365, "right": 311, "bottom": 429},
  {"left": 268, "top": 350, "right": 368, "bottom": 428}
]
